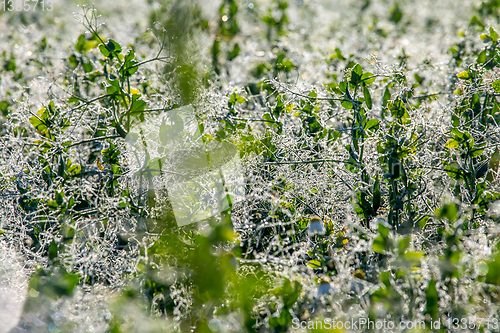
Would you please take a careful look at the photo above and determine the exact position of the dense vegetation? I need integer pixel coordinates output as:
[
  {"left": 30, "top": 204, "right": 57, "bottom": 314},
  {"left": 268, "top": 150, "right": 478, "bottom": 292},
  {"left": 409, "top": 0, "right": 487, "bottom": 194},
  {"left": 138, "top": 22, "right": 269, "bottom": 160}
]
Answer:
[{"left": 3, "top": 0, "right": 500, "bottom": 332}]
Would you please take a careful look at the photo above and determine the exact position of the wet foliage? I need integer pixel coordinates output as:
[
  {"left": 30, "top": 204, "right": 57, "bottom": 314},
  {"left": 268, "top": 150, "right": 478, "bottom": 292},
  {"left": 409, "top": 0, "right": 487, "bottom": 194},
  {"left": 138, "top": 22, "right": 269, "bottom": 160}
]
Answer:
[{"left": 2, "top": 0, "right": 500, "bottom": 332}]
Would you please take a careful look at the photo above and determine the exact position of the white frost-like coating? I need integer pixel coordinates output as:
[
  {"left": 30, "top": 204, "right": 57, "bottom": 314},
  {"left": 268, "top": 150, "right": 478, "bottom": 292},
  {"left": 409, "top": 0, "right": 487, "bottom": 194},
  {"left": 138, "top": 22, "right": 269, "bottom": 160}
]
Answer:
[{"left": 0, "top": 242, "right": 28, "bottom": 333}]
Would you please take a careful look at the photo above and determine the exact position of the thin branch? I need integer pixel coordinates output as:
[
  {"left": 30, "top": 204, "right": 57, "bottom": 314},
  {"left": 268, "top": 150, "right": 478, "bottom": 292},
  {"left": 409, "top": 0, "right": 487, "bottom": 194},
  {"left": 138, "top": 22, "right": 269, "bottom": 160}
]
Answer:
[
  {"left": 66, "top": 135, "right": 121, "bottom": 148},
  {"left": 264, "top": 159, "right": 356, "bottom": 166},
  {"left": 126, "top": 56, "right": 172, "bottom": 71},
  {"left": 282, "top": 86, "right": 350, "bottom": 102},
  {"left": 412, "top": 92, "right": 444, "bottom": 99},
  {"left": 231, "top": 117, "right": 279, "bottom": 124},
  {"left": 66, "top": 94, "right": 113, "bottom": 113}
]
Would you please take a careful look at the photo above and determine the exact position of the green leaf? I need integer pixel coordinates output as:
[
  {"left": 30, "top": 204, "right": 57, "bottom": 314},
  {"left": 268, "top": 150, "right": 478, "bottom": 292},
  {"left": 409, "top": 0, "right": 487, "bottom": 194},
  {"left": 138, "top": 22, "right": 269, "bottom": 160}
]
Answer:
[
  {"left": 444, "top": 162, "right": 466, "bottom": 181},
  {"left": 372, "top": 176, "right": 381, "bottom": 213},
  {"left": 67, "top": 164, "right": 81, "bottom": 176},
  {"left": 68, "top": 54, "right": 78, "bottom": 68},
  {"left": 120, "top": 50, "right": 139, "bottom": 77},
  {"left": 124, "top": 49, "right": 135, "bottom": 62},
  {"left": 338, "top": 81, "right": 347, "bottom": 93},
  {"left": 261, "top": 113, "right": 273, "bottom": 122},
  {"left": 83, "top": 41, "right": 98, "bottom": 52},
  {"left": 388, "top": 99, "right": 410, "bottom": 122},
  {"left": 325, "top": 82, "right": 341, "bottom": 95},
  {"left": 350, "top": 64, "right": 363, "bottom": 85},
  {"left": 491, "top": 27, "right": 499, "bottom": 42},
  {"left": 445, "top": 138, "right": 459, "bottom": 149},
  {"left": 58, "top": 157, "right": 65, "bottom": 177},
  {"left": 307, "top": 91, "right": 317, "bottom": 99},
  {"left": 471, "top": 148, "right": 484, "bottom": 157},
  {"left": 492, "top": 80, "right": 500, "bottom": 93},
  {"left": 451, "top": 127, "right": 464, "bottom": 140},
  {"left": 457, "top": 71, "right": 470, "bottom": 80},
  {"left": 229, "top": 92, "right": 246, "bottom": 106},
  {"left": 486, "top": 243, "right": 500, "bottom": 285},
  {"left": 477, "top": 50, "right": 487, "bottom": 64},
  {"left": 404, "top": 251, "right": 424, "bottom": 265},
  {"left": 75, "top": 34, "right": 86, "bottom": 53},
  {"left": 352, "top": 64, "right": 363, "bottom": 77},
  {"left": 418, "top": 216, "right": 429, "bottom": 229},
  {"left": 106, "top": 40, "right": 122, "bottom": 54},
  {"left": 229, "top": 43, "right": 240, "bottom": 60},
  {"left": 99, "top": 44, "right": 110, "bottom": 57},
  {"left": 487, "top": 147, "right": 500, "bottom": 181},
  {"left": 435, "top": 203, "right": 459, "bottom": 222},
  {"left": 361, "top": 72, "right": 376, "bottom": 85},
  {"left": 278, "top": 59, "right": 296, "bottom": 72},
  {"left": 67, "top": 96, "right": 80, "bottom": 104},
  {"left": 341, "top": 99, "right": 354, "bottom": 110},
  {"left": 480, "top": 34, "right": 491, "bottom": 42},
  {"left": 414, "top": 73, "right": 424, "bottom": 85},
  {"left": 382, "top": 87, "right": 391, "bottom": 107},
  {"left": 379, "top": 271, "right": 391, "bottom": 287},
  {"left": 100, "top": 39, "right": 122, "bottom": 58},
  {"left": 29, "top": 116, "right": 47, "bottom": 134},
  {"left": 364, "top": 118, "right": 379, "bottom": 131},
  {"left": 363, "top": 86, "right": 372, "bottom": 109},
  {"left": 55, "top": 190, "right": 64, "bottom": 206},
  {"left": 373, "top": 236, "right": 387, "bottom": 253},
  {"left": 106, "top": 85, "right": 119, "bottom": 95},
  {"left": 330, "top": 47, "right": 346, "bottom": 61},
  {"left": 47, "top": 200, "right": 59, "bottom": 208},
  {"left": 463, "top": 131, "right": 474, "bottom": 147},
  {"left": 106, "top": 79, "right": 121, "bottom": 95},
  {"left": 426, "top": 279, "right": 438, "bottom": 320},
  {"left": 306, "top": 260, "right": 322, "bottom": 269},
  {"left": 378, "top": 223, "right": 390, "bottom": 238},
  {"left": 128, "top": 95, "right": 147, "bottom": 115},
  {"left": 48, "top": 241, "right": 58, "bottom": 260},
  {"left": 398, "top": 236, "right": 411, "bottom": 254},
  {"left": 389, "top": 3, "right": 403, "bottom": 24}
]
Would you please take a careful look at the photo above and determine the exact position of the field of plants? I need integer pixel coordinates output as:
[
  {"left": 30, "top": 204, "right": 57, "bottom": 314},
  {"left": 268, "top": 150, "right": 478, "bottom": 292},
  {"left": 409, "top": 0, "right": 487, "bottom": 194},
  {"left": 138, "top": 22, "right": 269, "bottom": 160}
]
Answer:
[{"left": 3, "top": 0, "right": 500, "bottom": 332}]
